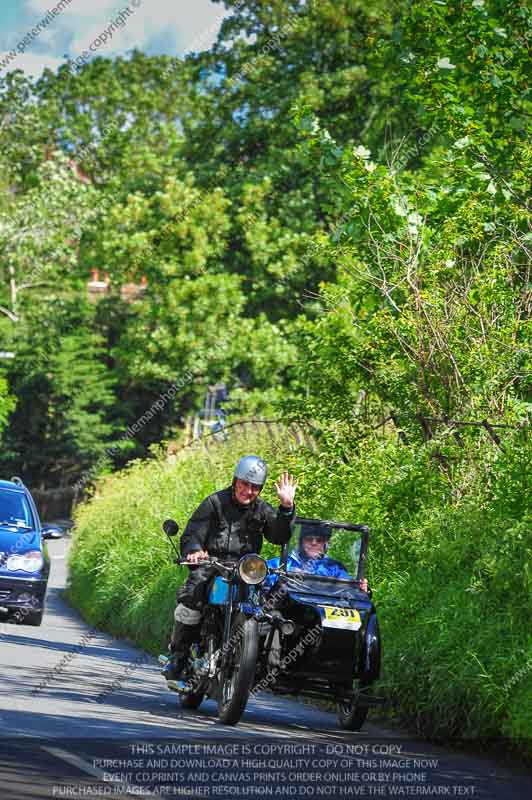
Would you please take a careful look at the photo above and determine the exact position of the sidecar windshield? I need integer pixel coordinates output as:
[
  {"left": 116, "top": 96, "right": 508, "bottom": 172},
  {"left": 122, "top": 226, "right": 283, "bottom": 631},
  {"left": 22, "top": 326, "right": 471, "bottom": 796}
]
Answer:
[{"left": 283, "top": 518, "right": 367, "bottom": 583}]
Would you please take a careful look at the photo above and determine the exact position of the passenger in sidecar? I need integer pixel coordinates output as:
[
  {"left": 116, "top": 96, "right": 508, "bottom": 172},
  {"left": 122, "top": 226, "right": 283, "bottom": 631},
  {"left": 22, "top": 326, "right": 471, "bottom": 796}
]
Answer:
[
  {"left": 266, "top": 520, "right": 369, "bottom": 592},
  {"left": 256, "top": 517, "right": 380, "bottom": 731}
]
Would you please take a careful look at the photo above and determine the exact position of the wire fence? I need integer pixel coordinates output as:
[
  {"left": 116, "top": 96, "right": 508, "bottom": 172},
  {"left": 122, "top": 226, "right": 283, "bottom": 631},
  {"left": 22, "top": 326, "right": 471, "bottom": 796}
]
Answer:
[
  {"left": 166, "top": 417, "right": 317, "bottom": 462},
  {"left": 392, "top": 414, "right": 527, "bottom": 447},
  {"left": 166, "top": 411, "right": 528, "bottom": 467}
]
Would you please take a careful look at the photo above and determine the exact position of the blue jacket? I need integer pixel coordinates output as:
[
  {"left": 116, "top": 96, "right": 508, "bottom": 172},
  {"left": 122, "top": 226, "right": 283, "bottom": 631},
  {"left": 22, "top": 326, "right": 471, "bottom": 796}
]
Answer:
[{"left": 266, "top": 549, "right": 351, "bottom": 586}]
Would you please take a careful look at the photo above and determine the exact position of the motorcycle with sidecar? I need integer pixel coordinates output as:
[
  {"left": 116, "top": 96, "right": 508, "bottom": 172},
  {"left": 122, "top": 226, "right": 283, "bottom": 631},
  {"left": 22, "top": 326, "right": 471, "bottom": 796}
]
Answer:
[{"left": 159, "top": 516, "right": 382, "bottom": 728}]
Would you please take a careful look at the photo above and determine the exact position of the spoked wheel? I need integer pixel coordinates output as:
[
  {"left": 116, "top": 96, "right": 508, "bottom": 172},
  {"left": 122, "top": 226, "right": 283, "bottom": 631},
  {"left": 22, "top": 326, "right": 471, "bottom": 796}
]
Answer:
[
  {"left": 337, "top": 684, "right": 370, "bottom": 731},
  {"left": 218, "top": 617, "right": 258, "bottom": 725}
]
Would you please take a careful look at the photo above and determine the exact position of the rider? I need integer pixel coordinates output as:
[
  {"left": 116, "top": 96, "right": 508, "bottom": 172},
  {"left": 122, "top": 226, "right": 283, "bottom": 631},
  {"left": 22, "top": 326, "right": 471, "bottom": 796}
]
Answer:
[
  {"left": 164, "top": 455, "right": 298, "bottom": 680},
  {"left": 267, "top": 524, "right": 369, "bottom": 590}
]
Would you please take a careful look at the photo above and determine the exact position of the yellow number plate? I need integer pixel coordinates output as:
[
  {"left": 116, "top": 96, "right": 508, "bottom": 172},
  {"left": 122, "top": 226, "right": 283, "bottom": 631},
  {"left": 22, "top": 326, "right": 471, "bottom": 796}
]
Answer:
[{"left": 319, "top": 606, "right": 362, "bottom": 630}]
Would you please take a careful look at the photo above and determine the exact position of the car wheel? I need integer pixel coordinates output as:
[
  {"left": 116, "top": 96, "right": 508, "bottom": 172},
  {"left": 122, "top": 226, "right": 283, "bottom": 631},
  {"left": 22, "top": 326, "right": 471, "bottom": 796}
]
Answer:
[{"left": 24, "top": 609, "right": 44, "bottom": 626}]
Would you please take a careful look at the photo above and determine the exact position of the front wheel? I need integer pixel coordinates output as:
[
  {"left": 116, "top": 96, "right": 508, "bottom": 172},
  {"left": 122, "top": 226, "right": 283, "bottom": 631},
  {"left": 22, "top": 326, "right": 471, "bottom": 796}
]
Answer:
[{"left": 218, "top": 617, "right": 258, "bottom": 725}]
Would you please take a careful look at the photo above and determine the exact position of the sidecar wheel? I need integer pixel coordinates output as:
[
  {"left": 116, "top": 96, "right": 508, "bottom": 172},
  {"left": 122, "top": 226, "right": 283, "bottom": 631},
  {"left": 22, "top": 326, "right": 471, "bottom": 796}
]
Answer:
[
  {"left": 180, "top": 691, "right": 205, "bottom": 710},
  {"left": 337, "top": 699, "right": 369, "bottom": 731},
  {"left": 218, "top": 618, "right": 258, "bottom": 725}
]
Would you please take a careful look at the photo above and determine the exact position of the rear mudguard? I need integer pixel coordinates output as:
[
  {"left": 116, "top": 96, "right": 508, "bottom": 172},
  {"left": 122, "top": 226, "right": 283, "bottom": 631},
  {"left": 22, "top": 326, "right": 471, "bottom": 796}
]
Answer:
[{"left": 360, "top": 612, "right": 381, "bottom": 683}]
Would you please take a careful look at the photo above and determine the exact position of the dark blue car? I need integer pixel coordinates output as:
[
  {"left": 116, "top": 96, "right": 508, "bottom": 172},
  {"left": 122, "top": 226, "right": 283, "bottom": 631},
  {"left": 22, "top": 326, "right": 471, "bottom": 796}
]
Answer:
[{"left": 0, "top": 477, "right": 62, "bottom": 626}]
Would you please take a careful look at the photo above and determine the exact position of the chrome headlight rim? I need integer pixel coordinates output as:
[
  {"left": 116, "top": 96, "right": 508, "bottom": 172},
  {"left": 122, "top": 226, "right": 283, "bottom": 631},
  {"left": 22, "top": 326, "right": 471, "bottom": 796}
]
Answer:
[{"left": 238, "top": 554, "right": 268, "bottom": 585}]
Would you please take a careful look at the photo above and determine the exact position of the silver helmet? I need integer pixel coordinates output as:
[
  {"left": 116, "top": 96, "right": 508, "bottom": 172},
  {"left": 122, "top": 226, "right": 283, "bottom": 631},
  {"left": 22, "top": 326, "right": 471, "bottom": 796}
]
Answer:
[{"left": 234, "top": 455, "right": 267, "bottom": 487}]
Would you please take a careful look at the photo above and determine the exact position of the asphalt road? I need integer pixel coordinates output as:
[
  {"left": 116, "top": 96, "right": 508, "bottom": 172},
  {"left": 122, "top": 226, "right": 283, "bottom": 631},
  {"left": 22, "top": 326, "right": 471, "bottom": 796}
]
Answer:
[{"left": 0, "top": 537, "right": 531, "bottom": 800}]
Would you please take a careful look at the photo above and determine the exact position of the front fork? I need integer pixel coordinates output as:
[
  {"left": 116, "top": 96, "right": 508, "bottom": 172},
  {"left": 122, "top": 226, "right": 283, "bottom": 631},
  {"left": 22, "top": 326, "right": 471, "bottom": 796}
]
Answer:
[
  {"left": 219, "top": 583, "right": 295, "bottom": 673},
  {"left": 220, "top": 583, "right": 261, "bottom": 670},
  {"left": 240, "top": 588, "right": 296, "bottom": 672}
]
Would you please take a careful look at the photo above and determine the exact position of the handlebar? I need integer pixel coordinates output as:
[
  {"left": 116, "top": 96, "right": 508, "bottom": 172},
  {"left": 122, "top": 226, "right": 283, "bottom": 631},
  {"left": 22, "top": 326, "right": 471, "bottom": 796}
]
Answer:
[
  {"left": 175, "top": 558, "right": 369, "bottom": 595},
  {"left": 175, "top": 557, "right": 237, "bottom": 568}
]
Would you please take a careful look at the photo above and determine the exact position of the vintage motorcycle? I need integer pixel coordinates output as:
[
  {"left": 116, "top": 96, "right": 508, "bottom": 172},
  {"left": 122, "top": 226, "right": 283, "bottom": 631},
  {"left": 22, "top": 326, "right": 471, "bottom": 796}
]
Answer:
[{"left": 159, "top": 516, "right": 381, "bottom": 729}]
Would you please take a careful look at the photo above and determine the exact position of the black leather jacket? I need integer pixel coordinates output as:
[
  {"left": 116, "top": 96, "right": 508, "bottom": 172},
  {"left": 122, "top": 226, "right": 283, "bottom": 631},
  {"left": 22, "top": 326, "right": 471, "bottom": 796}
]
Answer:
[{"left": 180, "top": 486, "right": 294, "bottom": 559}]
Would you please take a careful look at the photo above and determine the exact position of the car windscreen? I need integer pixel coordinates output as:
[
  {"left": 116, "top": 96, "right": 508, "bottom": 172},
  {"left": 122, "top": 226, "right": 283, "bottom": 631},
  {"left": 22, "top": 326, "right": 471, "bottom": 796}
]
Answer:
[
  {"left": 284, "top": 521, "right": 363, "bottom": 580},
  {"left": 0, "top": 491, "right": 35, "bottom": 529}
]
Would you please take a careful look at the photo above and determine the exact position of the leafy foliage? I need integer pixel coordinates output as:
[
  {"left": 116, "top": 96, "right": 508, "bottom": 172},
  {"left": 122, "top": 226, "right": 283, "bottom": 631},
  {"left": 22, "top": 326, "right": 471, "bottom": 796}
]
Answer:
[
  {"left": 1, "top": 0, "right": 531, "bottom": 750},
  {"left": 68, "top": 424, "right": 531, "bottom": 753},
  {"left": 1, "top": 300, "right": 120, "bottom": 485},
  {"left": 284, "top": 0, "right": 531, "bottom": 437},
  {"left": 0, "top": 373, "right": 15, "bottom": 437}
]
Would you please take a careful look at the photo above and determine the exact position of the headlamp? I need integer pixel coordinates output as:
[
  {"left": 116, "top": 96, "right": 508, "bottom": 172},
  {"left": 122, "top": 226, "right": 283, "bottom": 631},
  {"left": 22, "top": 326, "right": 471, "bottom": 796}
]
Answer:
[
  {"left": 6, "top": 550, "right": 44, "bottom": 573},
  {"left": 238, "top": 554, "right": 268, "bottom": 585}
]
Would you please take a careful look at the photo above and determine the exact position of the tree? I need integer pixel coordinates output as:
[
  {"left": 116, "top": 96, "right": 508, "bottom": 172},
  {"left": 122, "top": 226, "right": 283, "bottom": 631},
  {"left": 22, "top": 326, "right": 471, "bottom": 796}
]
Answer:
[
  {"left": 283, "top": 0, "right": 531, "bottom": 440},
  {"left": 0, "top": 372, "right": 15, "bottom": 438},
  {"left": 0, "top": 300, "right": 120, "bottom": 486},
  {"left": 175, "top": 0, "right": 410, "bottom": 318},
  {"left": 0, "top": 151, "right": 95, "bottom": 322}
]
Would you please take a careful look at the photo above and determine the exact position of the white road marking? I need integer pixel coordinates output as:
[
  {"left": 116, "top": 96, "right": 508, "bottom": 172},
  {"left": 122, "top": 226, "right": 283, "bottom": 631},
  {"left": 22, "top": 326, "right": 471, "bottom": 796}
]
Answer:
[{"left": 41, "top": 747, "right": 166, "bottom": 799}]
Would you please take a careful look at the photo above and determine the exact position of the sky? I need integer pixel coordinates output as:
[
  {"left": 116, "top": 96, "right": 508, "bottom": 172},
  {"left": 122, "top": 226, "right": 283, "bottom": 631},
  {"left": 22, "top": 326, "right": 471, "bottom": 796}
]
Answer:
[{"left": 0, "top": 0, "right": 229, "bottom": 78}]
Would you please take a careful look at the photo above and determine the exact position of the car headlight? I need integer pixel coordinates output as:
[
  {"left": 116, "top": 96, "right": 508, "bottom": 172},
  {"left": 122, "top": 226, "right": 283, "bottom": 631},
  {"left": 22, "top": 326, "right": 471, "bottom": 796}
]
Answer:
[
  {"left": 6, "top": 550, "right": 44, "bottom": 573},
  {"left": 239, "top": 554, "right": 268, "bottom": 585}
]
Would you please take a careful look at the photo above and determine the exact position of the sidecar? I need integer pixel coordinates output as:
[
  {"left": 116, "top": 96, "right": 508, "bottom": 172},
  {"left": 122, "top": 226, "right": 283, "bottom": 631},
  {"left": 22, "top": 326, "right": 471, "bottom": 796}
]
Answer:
[{"left": 256, "top": 517, "right": 382, "bottom": 731}]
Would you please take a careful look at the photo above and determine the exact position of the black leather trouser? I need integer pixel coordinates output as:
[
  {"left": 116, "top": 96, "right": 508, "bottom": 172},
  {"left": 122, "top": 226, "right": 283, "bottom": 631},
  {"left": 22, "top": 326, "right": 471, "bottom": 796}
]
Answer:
[{"left": 170, "top": 621, "right": 202, "bottom": 657}]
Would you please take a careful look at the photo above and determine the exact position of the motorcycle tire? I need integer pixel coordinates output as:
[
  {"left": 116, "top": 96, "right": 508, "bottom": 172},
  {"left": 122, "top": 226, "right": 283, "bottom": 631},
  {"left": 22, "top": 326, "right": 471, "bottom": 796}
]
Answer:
[
  {"left": 337, "top": 696, "right": 369, "bottom": 731},
  {"left": 218, "top": 617, "right": 258, "bottom": 725},
  {"left": 180, "top": 692, "right": 205, "bottom": 710}
]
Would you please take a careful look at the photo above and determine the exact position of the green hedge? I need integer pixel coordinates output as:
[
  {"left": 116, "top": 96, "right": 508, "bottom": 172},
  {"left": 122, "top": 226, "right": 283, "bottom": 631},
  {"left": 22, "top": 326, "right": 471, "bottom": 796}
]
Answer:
[{"left": 67, "top": 430, "right": 531, "bottom": 756}]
